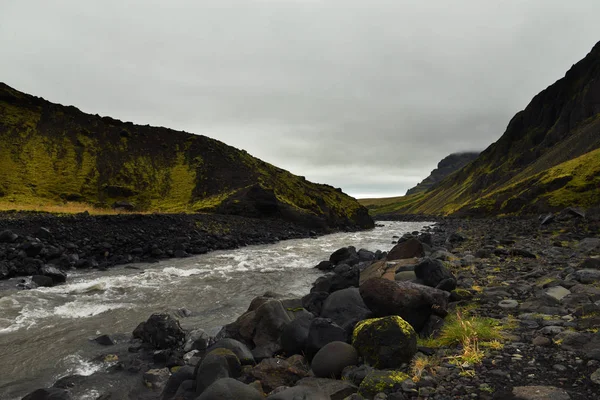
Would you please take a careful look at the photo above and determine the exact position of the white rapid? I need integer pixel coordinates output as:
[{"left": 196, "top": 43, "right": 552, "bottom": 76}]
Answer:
[{"left": 0, "top": 221, "right": 432, "bottom": 399}]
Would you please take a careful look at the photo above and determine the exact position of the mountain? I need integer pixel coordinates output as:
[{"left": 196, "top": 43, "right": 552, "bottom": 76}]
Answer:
[
  {"left": 0, "top": 83, "right": 373, "bottom": 230},
  {"left": 362, "top": 41, "right": 600, "bottom": 217},
  {"left": 405, "top": 152, "right": 480, "bottom": 195}
]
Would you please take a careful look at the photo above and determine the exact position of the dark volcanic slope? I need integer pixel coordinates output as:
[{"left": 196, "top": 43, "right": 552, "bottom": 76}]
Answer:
[
  {"left": 365, "top": 41, "right": 600, "bottom": 217},
  {"left": 0, "top": 84, "right": 372, "bottom": 230},
  {"left": 405, "top": 152, "right": 480, "bottom": 195}
]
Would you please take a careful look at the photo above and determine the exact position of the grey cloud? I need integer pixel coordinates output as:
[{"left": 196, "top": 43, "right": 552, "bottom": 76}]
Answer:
[{"left": 2, "top": 0, "right": 600, "bottom": 197}]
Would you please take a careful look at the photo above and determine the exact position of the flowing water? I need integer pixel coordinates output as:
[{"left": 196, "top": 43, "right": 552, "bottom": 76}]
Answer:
[{"left": 0, "top": 221, "right": 432, "bottom": 399}]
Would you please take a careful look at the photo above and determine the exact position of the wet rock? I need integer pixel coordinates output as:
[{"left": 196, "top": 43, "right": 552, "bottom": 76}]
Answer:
[
  {"left": 22, "top": 241, "right": 44, "bottom": 257},
  {"left": 143, "top": 368, "right": 170, "bottom": 390},
  {"left": 352, "top": 316, "right": 417, "bottom": 368},
  {"left": 305, "top": 318, "right": 347, "bottom": 360},
  {"left": 22, "top": 388, "right": 72, "bottom": 400},
  {"left": 197, "top": 378, "right": 263, "bottom": 400},
  {"left": 296, "top": 377, "right": 358, "bottom": 399},
  {"left": 386, "top": 238, "right": 424, "bottom": 260},
  {"left": 94, "top": 334, "right": 116, "bottom": 346},
  {"left": 133, "top": 313, "right": 186, "bottom": 349},
  {"left": 311, "top": 341, "right": 358, "bottom": 378},
  {"left": 31, "top": 275, "right": 54, "bottom": 287},
  {"left": 315, "top": 260, "right": 333, "bottom": 271},
  {"left": 329, "top": 246, "right": 358, "bottom": 265},
  {"left": 183, "top": 328, "right": 210, "bottom": 352},
  {"left": 39, "top": 265, "right": 67, "bottom": 284},
  {"left": 320, "top": 288, "right": 372, "bottom": 333},
  {"left": 414, "top": 258, "right": 456, "bottom": 291},
  {"left": 359, "top": 278, "right": 449, "bottom": 332}
]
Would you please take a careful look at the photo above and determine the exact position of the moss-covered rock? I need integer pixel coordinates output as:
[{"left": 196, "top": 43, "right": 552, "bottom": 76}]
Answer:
[
  {"left": 357, "top": 369, "right": 411, "bottom": 398},
  {"left": 352, "top": 316, "right": 417, "bottom": 369}
]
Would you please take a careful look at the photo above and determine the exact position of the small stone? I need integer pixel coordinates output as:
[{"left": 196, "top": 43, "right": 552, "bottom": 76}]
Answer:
[
  {"left": 553, "top": 364, "right": 567, "bottom": 372},
  {"left": 591, "top": 368, "right": 600, "bottom": 385},
  {"left": 499, "top": 299, "right": 519, "bottom": 309},
  {"left": 545, "top": 286, "right": 571, "bottom": 302},
  {"left": 532, "top": 336, "right": 551, "bottom": 347},
  {"left": 94, "top": 334, "right": 115, "bottom": 346}
]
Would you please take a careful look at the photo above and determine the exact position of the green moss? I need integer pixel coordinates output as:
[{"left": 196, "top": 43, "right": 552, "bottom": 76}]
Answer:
[{"left": 358, "top": 370, "right": 411, "bottom": 398}]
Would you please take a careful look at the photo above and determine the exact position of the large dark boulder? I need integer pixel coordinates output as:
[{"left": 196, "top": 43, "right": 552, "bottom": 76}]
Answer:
[
  {"left": 359, "top": 278, "right": 449, "bottom": 332},
  {"left": 196, "top": 378, "right": 263, "bottom": 400},
  {"left": 330, "top": 264, "right": 360, "bottom": 292},
  {"left": 414, "top": 258, "right": 456, "bottom": 291},
  {"left": 133, "top": 314, "right": 186, "bottom": 349},
  {"left": 320, "top": 288, "right": 371, "bottom": 334},
  {"left": 352, "top": 316, "right": 417, "bottom": 368},
  {"left": 302, "top": 291, "right": 329, "bottom": 315},
  {"left": 311, "top": 341, "right": 358, "bottom": 378},
  {"left": 281, "top": 315, "right": 313, "bottom": 356},
  {"left": 22, "top": 388, "right": 71, "bottom": 400},
  {"left": 40, "top": 265, "right": 67, "bottom": 284},
  {"left": 305, "top": 318, "right": 347, "bottom": 360},
  {"left": 195, "top": 348, "right": 242, "bottom": 394},
  {"left": 207, "top": 338, "right": 255, "bottom": 365},
  {"left": 161, "top": 366, "right": 195, "bottom": 400},
  {"left": 386, "top": 238, "right": 424, "bottom": 260},
  {"left": 0, "top": 229, "right": 18, "bottom": 243},
  {"left": 329, "top": 246, "right": 358, "bottom": 265}
]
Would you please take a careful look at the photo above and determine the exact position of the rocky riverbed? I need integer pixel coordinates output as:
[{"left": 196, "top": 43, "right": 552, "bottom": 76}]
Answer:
[
  {"left": 15, "top": 208, "right": 600, "bottom": 399},
  {"left": 0, "top": 211, "right": 327, "bottom": 285}
]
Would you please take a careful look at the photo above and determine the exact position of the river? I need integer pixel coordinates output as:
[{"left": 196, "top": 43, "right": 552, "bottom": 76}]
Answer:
[{"left": 0, "top": 221, "right": 432, "bottom": 399}]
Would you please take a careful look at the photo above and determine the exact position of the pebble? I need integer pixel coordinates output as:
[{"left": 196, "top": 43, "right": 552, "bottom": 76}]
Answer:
[{"left": 499, "top": 299, "right": 519, "bottom": 309}]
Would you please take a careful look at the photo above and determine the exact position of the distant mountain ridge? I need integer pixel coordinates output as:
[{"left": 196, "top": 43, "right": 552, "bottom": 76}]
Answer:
[
  {"left": 361, "top": 41, "right": 600, "bottom": 217},
  {"left": 406, "top": 152, "right": 480, "bottom": 195},
  {"left": 0, "top": 83, "right": 373, "bottom": 230}
]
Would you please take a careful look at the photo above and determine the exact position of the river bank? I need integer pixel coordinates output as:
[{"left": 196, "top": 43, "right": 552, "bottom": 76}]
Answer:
[
  {"left": 0, "top": 211, "right": 338, "bottom": 285},
  {"left": 9, "top": 210, "right": 600, "bottom": 399}
]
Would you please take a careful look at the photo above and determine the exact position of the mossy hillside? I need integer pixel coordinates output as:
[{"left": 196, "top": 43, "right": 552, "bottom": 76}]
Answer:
[
  {"left": 361, "top": 42, "right": 600, "bottom": 217},
  {"left": 0, "top": 83, "right": 372, "bottom": 229}
]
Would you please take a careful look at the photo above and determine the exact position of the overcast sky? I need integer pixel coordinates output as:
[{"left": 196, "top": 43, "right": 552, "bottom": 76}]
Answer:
[{"left": 2, "top": 1, "right": 600, "bottom": 198}]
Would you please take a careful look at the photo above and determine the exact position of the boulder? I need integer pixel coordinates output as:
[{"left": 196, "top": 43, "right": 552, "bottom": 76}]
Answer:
[
  {"left": 359, "top": 278, "right": 449, "bottom": 332},
  {"left": 357, "top": 370, "right": 411, "bottom": 398},
  {"left": 133, "top": 314, "right": 185, "bottom": 350},
  {"left": 0, "top": 229, "right": 18, "bottom": 243},
  {"left": 320, "top": 288, "right": 372, "bottom": 333},
  {"left": 314, "top": 260, "right": 333, "bottom": 271},
  {"left": 22, "top": 388, "right": 71, "bottom": 400},
  {"left": 414, "top": 258, "right": 456, "bottom": 291},
  {"left": 22, "top": 241, "right": 44, "bottom": 257},
  {"left": 183, "top": 328, "right": 210, "bottom": 352},
  {"left": 352, "top": 316, "right": 417, "bottom": 368},
  {"left": 305, "top": 318, "right": 347, "bottom": 360},
  {"left": 195, "top": 348, "right": 241, "bottom": 394},
  {"left": 160, "top": 365, "right": 195, "bottom": 400},
  {"left": 386, "top": 238, "right": 424, "bottom": 260},
  {"left": 330, "top": 264, "right": 360, "bottom": 292},
  {"left": 311, "top": 341, "right": 358, "bottom": 378},
  {"left": 31, "top": 275, "right": 55, "bottom": 287},
  {"left": 296, "top": 377, "right": 358, "bottom": 400},
  {"left": 245, "top": 357, "right": 309, "bottom": 393},
  {"left": 359, "top": 258, "right": 419, "bottom": 285},
  {"left": 207, "top": 338, "right": 255, "bottom": 365},
  {"left": 40, "top": 265, "right": 67, "bottom": 284},
  {"left": 93, "top": 334, "right": 116, "bottom": 346},
  {"left": 143, "top": 368, "right": 171, "bottom": 390},
  {"left": 329, "top": 246, "right": 358, "bottom": 265},
  {"left": 266, "top": 385, "right": 329, "bottom": 400},
  {"left": 357, "top": 249, "right": 376, "bottom": 262},
  {"left": 301, "top": 291, "right": 329, "bottom": 315},
  {"left": 197, "top": 378, "right": 263, "bottom": 400},
  {"left": 281, "top": 315, "right": 313, "bottom": 356}
]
